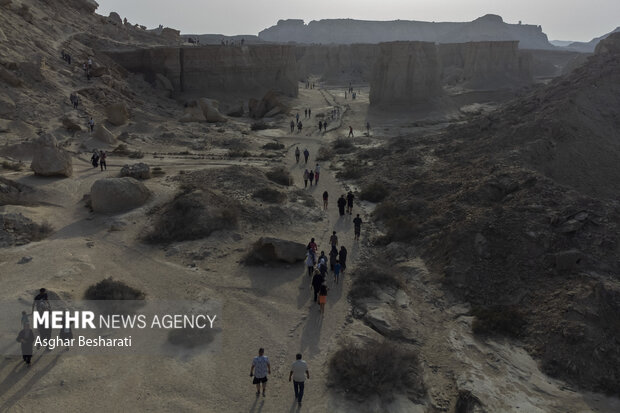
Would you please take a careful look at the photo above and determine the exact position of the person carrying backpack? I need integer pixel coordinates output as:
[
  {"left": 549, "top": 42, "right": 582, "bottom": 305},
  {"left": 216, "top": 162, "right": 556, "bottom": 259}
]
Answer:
[{"left": 295, "top": 147, "right": 300, "bottom": 163}]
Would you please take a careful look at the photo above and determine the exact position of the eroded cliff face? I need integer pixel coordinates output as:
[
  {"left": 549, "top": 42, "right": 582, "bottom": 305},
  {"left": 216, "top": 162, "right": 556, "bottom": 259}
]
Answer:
[
  {"left": 105, "top": 45, "right": 299, "bottom": 98},
  {"left": 260, "top": 15, "right": 553, "bottom": 50},
  {"left": 439, "top": 41, "right": 532, "bottom": 89},
  {"left": 296, "top": 44, "right": 380, "bottom": 83},
  {"left": 369, "top": 42, "right": 442, "bottom": 106}
]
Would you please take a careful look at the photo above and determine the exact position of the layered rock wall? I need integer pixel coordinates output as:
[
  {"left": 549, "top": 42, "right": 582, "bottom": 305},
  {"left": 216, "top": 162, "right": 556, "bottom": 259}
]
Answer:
[
  {"left": 369, "top": 42, "right": 442, "bottom": 106},
  {"left": 105, "top": 45, "right": 298, "bottom": 97},
  {"left": 296, "top": 44, "right": 380, "bottom": 83}
]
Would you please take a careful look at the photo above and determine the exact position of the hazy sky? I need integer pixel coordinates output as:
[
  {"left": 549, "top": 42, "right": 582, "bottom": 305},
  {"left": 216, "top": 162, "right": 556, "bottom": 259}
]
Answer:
[{"left": 96, "top": 0, "right": 619, "bottom": 41}]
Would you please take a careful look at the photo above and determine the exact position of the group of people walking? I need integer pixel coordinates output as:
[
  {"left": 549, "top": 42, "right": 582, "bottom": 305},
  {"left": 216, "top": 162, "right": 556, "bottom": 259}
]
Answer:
[
  {"left": 302, "top": 164, "right": 321, "bottom": 187},
  {"left": 90, "top": 149, "right": 107, "bottom": 170},
  {"left": 250, "top": 348, "right": 310, "bottom": 407},
  {"left": 307, "top": 235, "right": 348, "bottom": 315}
]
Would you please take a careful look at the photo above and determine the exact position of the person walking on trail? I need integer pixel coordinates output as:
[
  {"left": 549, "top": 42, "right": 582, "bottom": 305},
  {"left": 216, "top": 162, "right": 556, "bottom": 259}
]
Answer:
[
  {"left": 323, "top": 120, "right": 327, "bottom": 132},
  {"left": 297, "top": 121, "right": 303, "bottom": 133},
  {"left": 312, "top": 270, "right": 323, "bottom": 303},
  {"left": 339, "top": 246, "right": 348, "bottom": 273},
  {"left": 334, "top": 260, "right": 341, "bottom": 284},
  {"left": 322, "top": 191, "right": 328, "bottom": 210},
  {"left": 303, "top": 148, "right": 309, "bottom": 164},
  {"left": 318, "top": 121, "right": 323, "bottom": 132},
  {"left": 306, "top": 252, "right": 315, "bottom": 277},
  {"left": 250, "top": 348, "right": 271, "bottom": 397},
  {"left": 330, "top": 231, "right": 338, "bottom": 248},
  {"left": 314, "top": 164, "right": 321, "bottom": 184},
  {"left": 304, "top": 108, "right": 308, "bottom": 118},
  {"left": 88, "top": 117, "right": 94, "bottom": 133},
  {"left": 337, "top": 194, "right": 346, "bottom": 216},
  {"left": 348, "top": 126, "right": 354, "bottom": 138},
  {"left": 303, "top": 169, "right": 309, "bottom": 188},
  {"left": 366, "top": 121, "right": 371, "bottom": 135},
  {"left": 32, "top": 288, "right": 49, "bottom": 313},
  {"left": 73, "top": 93, "right": 79, "bottom": 109},
  {"left": 318, "top": 283, "right": 328, "bottom": 315},
  {"left": 295, "top": 146, "right": 300, "bottom": 163},
  {"left": 346, "top": 191, "right": 355, "bottom": 215},
  {"left": 308, "top": 108, "right": 311, "bottom": 117},
  {"left": 308, "top": 170, "right": 315, "bottom": 186},
  {"left": 353, "top": 214, "right": 363, "bottom": 241},
  {"left": 290, "top": 120, "right": 295, "bottom": 133},
  {"left": 329, "top": 245, "right": 338, "bottom": 272},
  {"left": 296, "top": 113, "right": 299, "bottom": 123},
  {"left": 289, "top": 353, "right": 310, "bottom": 407},
  {"left": 99, "top": 150, "right": 107, "bottom": 171},
  {"left": 91, "top": 151, "right": 99, "bottom": 168},
  {"left": 16, "top": 323, "right": 35, "bottom": 366}
]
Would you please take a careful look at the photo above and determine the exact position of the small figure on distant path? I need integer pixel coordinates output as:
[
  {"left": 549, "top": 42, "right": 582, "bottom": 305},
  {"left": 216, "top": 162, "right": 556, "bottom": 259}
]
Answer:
[
  {"left": 250, "top": 348, "right": 271, "bottom": 397},
  {"left": 308, "top": 170, "right": 314, "bottom": 186},
  {"left": 295, "top": 146, "right": 300, "bottom": 163},
  {"left": 348, "top": 126, "right": 354, "bottom": 138},
  {"left": 304, "top": 109, "right": 308, "bottom": 118},
  {"left": 306, "top": 252, "right": 315, "bottom": 277},
  {"left": 303, "top": 148, "right": 309, "bottom": 164},
  {"left": 337, "top": 194, "right": 346, "bottom": 216},
  {"left": 314, "top": 163, "right": 320, "bottom": 184},
  {"left": 334, "top": 260, "right": 341, "bottom": 284},
  {"left": 339, "top": 246, "right": 348, "bottom": 273},
  {"left": 346, "top": 191, "right": 354, "bottom": 215},
  {"left": 312, "top": 270, "right": 323, "bottom": 303},
  {"left": 318, "top": 121, "right": 323, "bottom": 133},
  {"left": 303, "top": 169, "right": 309, "bottom": 188},
  {"left": 329, "top": 245, "right": 338, "bottom": 272},
  {"left": 290, "top": 120, "right": 295, "bottom": 133},
  {"left": 318, "top": 283, "right": 328, "bottom": 315},
  {"left": 88, "top": 117, "right": 94, "bottom": 133},
  {"left": 353, "top": 214, "right": 362, "bottom": 241},
  {"left": 91, "top": 151, "right": 99, "bottom": 168},
  {"left": 296, "top": 113, "right": 299, "bottom": 123},
  {"left": 366, "top": 121, "right": 371, "bottom": 135},
  {"left": 16, "top": 323, "right": 35, "bottom": 366},
  {"left": 99, "top": 150, "right": 107, "bottom": 171},
  {"left": 297, "top": 121, "right": 303, "bottom": 133},
  {"left": 329, "top": 231, "right": 338, "bottom": 248},
  {"left": 322, "top": 191, "right": 328, "bottom": 210},
  {"left": 308, "top": 108, "right": 311, "bottom": 117}
]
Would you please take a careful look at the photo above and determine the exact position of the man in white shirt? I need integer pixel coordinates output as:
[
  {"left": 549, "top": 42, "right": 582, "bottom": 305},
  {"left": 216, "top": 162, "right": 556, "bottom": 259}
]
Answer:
[
  {"left": 288, "top": 353, "right": 310, "bottom": 407},
  {"left": 250, "top": 348, "right": 271, "bottom": 397}
]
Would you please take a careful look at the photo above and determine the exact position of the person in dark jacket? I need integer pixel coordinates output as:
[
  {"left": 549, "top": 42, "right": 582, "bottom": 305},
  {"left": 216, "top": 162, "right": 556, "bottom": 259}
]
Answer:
[
  {"left": 311, "top": 271, "right": 324, "bottom": 304},
  {"left": 339, "top": 246, "right": 348, "bottom": 273},
  {"left": 337, "top": 195, "right": 346, "bottom": 216}
]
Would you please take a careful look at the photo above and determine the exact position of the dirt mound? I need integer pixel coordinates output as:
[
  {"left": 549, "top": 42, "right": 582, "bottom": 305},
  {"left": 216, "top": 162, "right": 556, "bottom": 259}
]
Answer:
[{"left": 0, "top": 213, "right": 53, "bottom": 247}]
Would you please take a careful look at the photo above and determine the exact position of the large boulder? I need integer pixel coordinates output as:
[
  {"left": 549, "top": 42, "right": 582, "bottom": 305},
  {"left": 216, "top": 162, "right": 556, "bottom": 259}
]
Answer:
[
  {"left": 105, "top": 102, "right": 129, "bottom": 126},
  {"left": 247, "top": 237, "right": 307, "bottom": 264},
  {"left": 155, "top": 73, "right": 174, "bottom": 94},
  {"left": 120, "top": 163, "right": 150, "bottom": 180},
  {"left": 91, "top": 66, "right": 109, "bottom": 77},
  {"left": 107, "top": 12, "right": 122, "bottom": 25},
  {"left": 93, "top": 124, "right": 116, "bottom": 144},
  {"left": 61, "top": 113, "right": 82, "bottom": 132},
  {"left": 249, "top": 90, "right": 287, "bottom": 119},
  {"left": 31, "top": 134, "right": 73, "bottom": 177},
  {"left": 90, "top": 177, "right": 151, "bottom": 213},
  {"left": 180, "top": 98, "right": 227, "bottom": 123}
]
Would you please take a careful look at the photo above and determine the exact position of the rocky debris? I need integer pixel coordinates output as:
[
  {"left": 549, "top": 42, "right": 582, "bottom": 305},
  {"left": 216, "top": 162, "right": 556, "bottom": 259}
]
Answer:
[
  {"left": 105, "top": 102, "right": 130, "bottom": 126},
  {"left": 180, "top": 98, "right": 227, "bottom": 123},
  {"left": 61, "top": 113, "right": 82, "bottom": 132},
  {"left": 30, "top": 133, "right": 73, "bottom": 177},
  {"left": 160, "top": 27, "right": 180, "bottom": 42},
  {"left": 248, "top": 90, "right": 287, "bottom": 119},
  {"left": 0, "top": 0, "right": 12, "bottom": 6},
  {"left": 246, "top": 237, "right": 306, "bottom": 264},
  {"left": 93, "top": 124, "right": 116, "bottom": 144},
  {"left": 91, "top": 66, "right": 109, "bottom": 77},
  {"left": 0, "top": 177, "right": 32, "bottom": 206},
  {"left": 17, "top": 4, "right": 34, "bottom": 24},
  {"left": 0, "top": 213, "right": 51, "bottom": 247},
  {"left": 0, "top": 94, "right": 15, "bottom": 118},
  {"left": 155, "top": 73, "right": 174, "bottom": 95},
  {"left": 90, "top": 177, "right": 151, "bottom": 213},
  {"left": 120, "top": 163, "right": 150, "bottom": 180},
  {"left": 226, "top": 103, "right": 244, "bottom": 117}
]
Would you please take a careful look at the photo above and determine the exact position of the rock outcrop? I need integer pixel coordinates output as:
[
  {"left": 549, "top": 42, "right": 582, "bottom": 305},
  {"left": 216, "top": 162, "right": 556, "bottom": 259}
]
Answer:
[
  {"left": 93, "top": 124, "right": 116, "bottom": 144},
  {"left": 259, "top": 15, "right": 554, "bottom": 50},
  {"left": 30, "top": 134, "right": 72, "bottom": 177},
  {"left": 370, "top": 42, "right": 442, "bottom": 106},
  {"left": 296, "top": 44, "right": 381, "bottom": 83},
  {"left": 248, "top": 91, "right": 287, "bottom": 119},
  {"left": 180, "top": 98, "right": 227, "bottom": 123},
  {"left": 90, "top": 177, "right": 151, "bottom": 213}
]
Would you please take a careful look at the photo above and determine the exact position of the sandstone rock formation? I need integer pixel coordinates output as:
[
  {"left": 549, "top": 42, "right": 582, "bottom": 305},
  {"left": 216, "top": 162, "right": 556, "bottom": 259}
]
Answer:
[
  {"left": 61, "top": 113, "right": 82, "bottom": 132},
  {"left": 90, "top": 177, "right": 151, "bottom": 213},
  {"left": 105, "top": 45, "right": 299, "bottom": 97},
  {"left": 247, "top": 237, "right": 307, "bottom": 264},
  {"left": 93, "top": 124, "right": 116, "bottom": 144},
  {"left": 105, "top": 102, "right": 129, "bottom": 125},
  {"left": 296, "top": 44, "right": 381, "bottom": 83},
  {"left": 438, "top": 41, "right": 532, "bottom": 88},
  {"left": 30, "top": 133, "right": 72, "bottom": 177},
  {"left": 0, "top": 94, "right": 15, "bottom": 118},
  {"left": 120, "top": 163, "right": 150, "bottom": 180},
  {"left": 248, "top": 91, "right": 287, "bottom": 119},
  {"left": 259, "top": 15, "right": 553, "bottom": 49},
  {"left": 108, "top": 12, "right": 121, "bottom": 26},
  {"left": 370, "top": 42, "right": 442, "bottom": 106}
]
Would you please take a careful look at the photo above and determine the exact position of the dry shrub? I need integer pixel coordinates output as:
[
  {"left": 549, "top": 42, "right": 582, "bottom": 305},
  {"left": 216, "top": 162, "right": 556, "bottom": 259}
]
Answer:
[
  {"left": 84, "top": 277, "right": 145, "bottom": 300},
  {"left": 168, "top": 327, "right": 216, "bottom": 348},
  {"left": 329, "top": 340, "right": 424, "bottom": 402},
  {"left": 332, "top": 138, "right": 355, "bottom": 154},
  {"left": 360, "top": 182, "right": 388, "bottom": 203},
  {"left": 471, "top": 305, "right": 526, "bottom": 338},
  {"left": 1, "top": 161, "right": 24, "bottom": 171},
  {"left": 349, "top": 265, "right": 403, "bottom": 302},
  {"left": 262, "top": 142, "right": 285, "bottom": 150},
  {"left": 253, "top": 187, "right": 286, "bottom": 204},
  {"left": 316, "top": 147, "right": 334, "bottom": 161},
  {"left": 266, "top": 167, "right": 293, "bottom": 186},
  {"left": 336, "top": 161, "right": 363, "bottom": 180}
]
